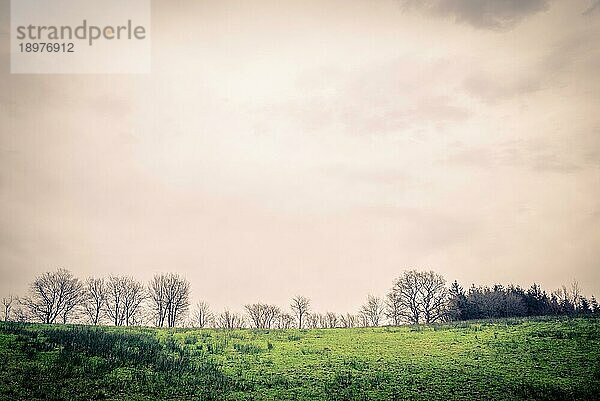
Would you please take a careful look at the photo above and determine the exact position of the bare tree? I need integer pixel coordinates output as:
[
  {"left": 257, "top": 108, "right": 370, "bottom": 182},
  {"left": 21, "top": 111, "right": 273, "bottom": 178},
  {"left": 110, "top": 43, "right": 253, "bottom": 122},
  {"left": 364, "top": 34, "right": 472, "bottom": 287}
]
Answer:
[
  {"left": 122, "top": 277, "right": 145, "bottom": 326},
  {"left": 217, "top": 309, "right": 245, "bottom": 329},
  {"left": 165, "top": 274, "right": 190, "bottom": 327},
  {"left": 419, "top": 271, "right": 449, "bottom": 324},
  {"left": 324, "top": 312, "right": 338, "bottom": 328},
  {"left": 305, "top": 313, "right": 319, "bottom": 329},
  {"left": 82, "top": 277, "right": 106, "bottom": 325},
  {"left": 290, "top": 295, "right": 310, "bottom": 329},
  {"left": 61, "top": 299, "right": 81, "bottom": 323},
  {"left": 148, "top": 273, "right": 190, "bottom": 328},
  {"left": 570, "top": 281, "right": 581, "bottom": 303},
  {"left": 105, "top": 276, "right": 125, "bottom": 326},
  {"left": 551, "top": 280, "right": 584, "bottom": 314},
  {"left": 318, "top": 313, "right": 328, "bottom": 328},
  {"left": 245, "top": 302, "right": 280, "bottom": 329},
  {"left": 553, "top": 286, "right": 571, "bottom": 313},
  {"left": 2, "top": 295, "right": 16, "bottom": 322},
  {"left": 105, "top": 276, "right": 145, "bottom": 326},
  {"left": 385, "top": 286, "right": 404, "bottom": 326},
  {"left": 360, "top": 295, "right": 385, "bottom": 326},
  {"left": 13, "top": 303, "right": 29, "bottom": 322},
  {"left": 339, "top": 313, "right": 357, "bottom": 328},
  {"left": 192, "top": 301, "right": 213, "bottom": 328},
  {"left": 387, "top": 270, "right": 449, "bottom": 324},
  {"left": 590, "top": 296, "right": 599, "bottom": 314},
  {"left": 22, "top": 268, "right": 83, "bottom": 324},
  {"left": 277, "top": 313, "right": 294, "bottom": 329},
  {"left": 148, "top": 274, "right": 168, "bottom": 327},
  {"left": 568, "top": 281, "right": 582, "bottom": 310},
  {"left": 358, "top": 311, "right": 369, "bottom": 327},
  {"left": 388, "top": 270, "right": 422, "bottom": 324}
]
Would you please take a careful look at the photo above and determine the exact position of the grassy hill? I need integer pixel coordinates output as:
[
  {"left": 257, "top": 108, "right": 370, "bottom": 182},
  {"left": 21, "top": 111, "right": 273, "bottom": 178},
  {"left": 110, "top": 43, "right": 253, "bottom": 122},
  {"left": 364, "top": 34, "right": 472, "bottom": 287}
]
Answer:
[{"left": 0, "top": 317, "right": 598, "bottom": 400}]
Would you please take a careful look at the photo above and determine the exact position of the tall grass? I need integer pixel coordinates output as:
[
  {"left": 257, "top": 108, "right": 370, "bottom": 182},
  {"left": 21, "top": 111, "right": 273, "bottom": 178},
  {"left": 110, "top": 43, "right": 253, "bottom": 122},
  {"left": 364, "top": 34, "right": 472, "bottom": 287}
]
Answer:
[{"left": 0, "top": 322, "right": 234, "bottom": 400}]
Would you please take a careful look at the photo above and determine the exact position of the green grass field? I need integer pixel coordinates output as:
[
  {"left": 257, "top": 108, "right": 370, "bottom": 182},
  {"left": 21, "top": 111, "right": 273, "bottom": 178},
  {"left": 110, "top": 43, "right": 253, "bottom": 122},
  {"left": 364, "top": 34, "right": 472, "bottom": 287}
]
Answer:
[{"left": 0, "top": 317, "right": 598, "bottom": 401}]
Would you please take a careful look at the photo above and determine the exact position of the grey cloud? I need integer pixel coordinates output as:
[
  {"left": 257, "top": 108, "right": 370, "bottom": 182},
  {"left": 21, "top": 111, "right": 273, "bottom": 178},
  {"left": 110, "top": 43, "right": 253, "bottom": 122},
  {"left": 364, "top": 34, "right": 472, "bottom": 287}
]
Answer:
[
  {"left": 400, "top": 0, "right": 549, "bottom": 31},
  {"left": 521, "top": 133, "right": 600, "bottom": 172},
  {"left": 583, "top": 0, "right": 600, "bottom": 16},
  {"left": 542, "top": 29, "right": 600, "bottom": 75},
  {"left": 500, "top": 142, "right": 577, "bottom": 173},
  {"left": 442, "top": 138, "right": 591, "bottom": 174},
  {"left": 463, "top": 73, "right": 540, "bottom": 103},
  {"left": 465, "top": 27, "right": 600, "bottom": 103}
]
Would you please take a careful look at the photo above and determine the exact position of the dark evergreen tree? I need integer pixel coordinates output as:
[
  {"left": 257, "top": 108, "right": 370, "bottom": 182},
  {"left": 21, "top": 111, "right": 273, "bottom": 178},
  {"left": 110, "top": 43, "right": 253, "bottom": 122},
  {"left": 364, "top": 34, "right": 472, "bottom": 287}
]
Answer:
[{"left": 448, "top": 280, "right": 468, "bottom": 320}]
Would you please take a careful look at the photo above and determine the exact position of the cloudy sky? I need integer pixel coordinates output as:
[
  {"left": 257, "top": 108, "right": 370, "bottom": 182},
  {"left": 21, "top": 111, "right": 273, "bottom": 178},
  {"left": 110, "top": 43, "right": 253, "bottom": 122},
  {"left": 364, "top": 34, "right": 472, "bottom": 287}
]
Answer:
[{"left": 1, "top": 0, "right": 599, "bottom": 313}]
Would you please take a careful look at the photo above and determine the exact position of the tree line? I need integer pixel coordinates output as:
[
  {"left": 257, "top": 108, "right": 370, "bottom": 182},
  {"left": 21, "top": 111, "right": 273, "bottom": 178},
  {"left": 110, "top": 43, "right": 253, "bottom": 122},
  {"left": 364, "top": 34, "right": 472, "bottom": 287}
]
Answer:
[{"left": 1, "top": 268, "right": 597, "bottom": 328}]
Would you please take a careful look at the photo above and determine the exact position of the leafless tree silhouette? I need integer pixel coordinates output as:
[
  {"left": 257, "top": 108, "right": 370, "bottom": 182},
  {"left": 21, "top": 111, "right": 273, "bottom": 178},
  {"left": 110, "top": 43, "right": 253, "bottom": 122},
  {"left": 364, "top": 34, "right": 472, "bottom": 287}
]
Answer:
[
  {"left": 2, "top": 294, "right": 16, "bottom": 321},
  {"left": 387, "top": 270, "right": 422, "bottom": 324},
  {"left": 83, "top": 277, "right": 106, "bottom": 325},
  {"left": 148, "top": 273, "right": 190, "bottom": 327},
  {"left": 277, "top": 313, "right": 295, "bottom": 329},
  {"left": 305, "top": 313, "right": 319, "bottom": 329},
  {"left": 245, "top": 302, "right": 280, "bottom": 329},
  {"left": 290, "top": 295, "right": 310, "bottom": 329},
  {"left": 360, "top": 295, "right": 385, "bottom": 326},
  {"left": 325, "top": 312, "right": 338, "bottom": 328},
  {"left": 22, "top": 269, "right": 83, "bottom": 324},
  {"left": 387, "top": 270, "right": 449, "bottom": 324},
  {"left": 419, "top": 271, "right": 449, "bottom": 324},
  {"left": 339, "top": 313, "right": 357, "bottom": 328},
  {"left": 192, "top": 301, "right": 213, "bottom": 328},
  {"left": 217, "top": 309, "right": 245, "bottom": 329},
  {"left": 105, "top": 276, "right": 145, "bottom": 326}
]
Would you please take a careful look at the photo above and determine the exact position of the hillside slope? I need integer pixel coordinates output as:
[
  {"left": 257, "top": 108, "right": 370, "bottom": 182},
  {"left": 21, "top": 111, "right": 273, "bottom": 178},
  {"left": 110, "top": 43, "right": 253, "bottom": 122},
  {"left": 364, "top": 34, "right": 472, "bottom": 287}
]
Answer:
[{"left": 0, "top": 317, "right": 598, "bottom": 400}]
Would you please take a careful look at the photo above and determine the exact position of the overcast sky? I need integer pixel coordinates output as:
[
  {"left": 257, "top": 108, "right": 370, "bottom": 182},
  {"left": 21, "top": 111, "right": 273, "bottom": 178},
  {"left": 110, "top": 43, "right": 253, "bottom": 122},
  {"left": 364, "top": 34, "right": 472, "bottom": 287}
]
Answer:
[{"left": 1, "top": 0, "right": 599, "bottom": 313}]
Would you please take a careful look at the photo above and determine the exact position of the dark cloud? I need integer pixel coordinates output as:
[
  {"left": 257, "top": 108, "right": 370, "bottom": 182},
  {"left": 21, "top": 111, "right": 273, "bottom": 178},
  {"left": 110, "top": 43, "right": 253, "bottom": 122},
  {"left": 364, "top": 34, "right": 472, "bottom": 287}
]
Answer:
[{"left": 401, "top": 0, "right": 549, "bottom": 30}]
